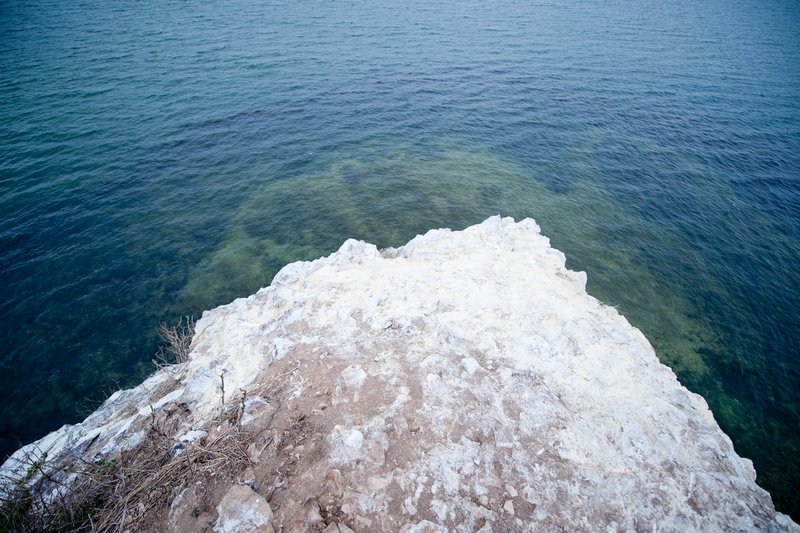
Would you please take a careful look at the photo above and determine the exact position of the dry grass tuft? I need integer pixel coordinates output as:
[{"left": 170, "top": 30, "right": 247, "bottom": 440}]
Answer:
[
  {"left": 153, "top": 316, "right": 195, "bottom": 368},
  {"left": 92, "top": 425, "right": 252, "bottom": 531},
  {"left": 0, "top": 326, "right": 304, "bottom": 532},
  {"left": 1, "top": 391, "right": 257, "bottom": 532}
]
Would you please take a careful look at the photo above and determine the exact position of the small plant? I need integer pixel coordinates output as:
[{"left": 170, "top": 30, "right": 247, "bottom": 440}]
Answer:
[
  {"left": 17, "top": 451, "right": 47, "bottom": 486},
  {"left": 154, "top": 315, "right": 195, "bottom": 367},
  {"left": 95, "top": 458, "right": 118, "bottom": 476},
  {"left": 1, "top": 450, "right": 48, "bottom": 531},
  {"left": 0, "top": 490, "right": 31, "bottom": 531}
]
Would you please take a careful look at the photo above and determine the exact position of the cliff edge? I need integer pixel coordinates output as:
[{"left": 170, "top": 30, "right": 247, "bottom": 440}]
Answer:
[{"left": 2, "top": 216, "right": 796, "bottom": 531}]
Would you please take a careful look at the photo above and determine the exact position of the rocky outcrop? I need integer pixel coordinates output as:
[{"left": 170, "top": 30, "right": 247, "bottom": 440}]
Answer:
[{"left": 2, "top": 216, "right": 796, "bottom": 531}]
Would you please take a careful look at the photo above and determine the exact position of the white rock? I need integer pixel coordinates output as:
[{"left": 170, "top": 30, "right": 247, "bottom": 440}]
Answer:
[
  {"left": 461, "top": 357, "right": 481, "bottom": 376},
  {"left": 2, "top": 216, "right": 796, "bottom": 532},
  {"left": 178, "top": 429, "right": 207, "bottom": 445},
  {"left": 214, "top": 484, "right": 273, "bottom": 533},
  {"left": 503, "top": 500, "right": 515, "bottom": 515},
  {"left": 271, "top": 337, "right": 292, "bottom": 360},
  {"left": 339, "top": 365, "right": 367, "bottom": 391},
  {"left": 343, "top": 430, "right": 363, "bottom": 449},
  {"left": 240, "top": 397, "right": 277, "bottom": 431},
  {"left": 400, "top": 520, "right": 448, "bottom": 533},
  {"left": 329, "top": 425, "right": 365, "bottom": 464}
]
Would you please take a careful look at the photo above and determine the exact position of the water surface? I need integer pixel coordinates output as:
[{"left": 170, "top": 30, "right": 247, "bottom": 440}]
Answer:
[{"left": 1, "top": 0, "right": 799, "bottom": 517}]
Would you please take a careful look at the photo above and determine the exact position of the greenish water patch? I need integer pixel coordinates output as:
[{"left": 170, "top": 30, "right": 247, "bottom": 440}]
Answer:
[{"left": 185, "top": 142, "right": 718, "bottom": 382}]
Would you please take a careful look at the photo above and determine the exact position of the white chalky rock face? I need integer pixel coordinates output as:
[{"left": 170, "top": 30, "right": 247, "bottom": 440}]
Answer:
[
  {"left": 2, "top": 216, "right": 797, "bottom": 532},
  {"left": 215, "top": 484, "right": 274, "bottom": 533}
]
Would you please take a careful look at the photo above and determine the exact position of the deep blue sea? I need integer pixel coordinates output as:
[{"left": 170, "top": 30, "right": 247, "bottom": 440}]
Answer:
[{"left": 1, "top": 0, "right": 799, "bottom": 517}]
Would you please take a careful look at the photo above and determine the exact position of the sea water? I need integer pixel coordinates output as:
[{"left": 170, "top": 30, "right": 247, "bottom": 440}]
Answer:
[{"left": 1, "top": 0, "right": 798, "bottom": 517}]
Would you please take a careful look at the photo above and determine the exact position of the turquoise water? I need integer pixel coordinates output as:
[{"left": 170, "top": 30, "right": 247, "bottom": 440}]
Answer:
[{"left": 2, "top": 0, "right": 799, "bottom": 517}]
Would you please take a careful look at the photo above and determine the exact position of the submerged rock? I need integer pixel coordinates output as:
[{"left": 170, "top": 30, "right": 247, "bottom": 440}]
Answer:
[{"left": 1, "top": 216, "right": 796, "bottom": 531}]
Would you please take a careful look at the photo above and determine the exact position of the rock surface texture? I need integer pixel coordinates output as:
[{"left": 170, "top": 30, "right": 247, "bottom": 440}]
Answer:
[{"left": 2, "top": 216, "right": 797, "bottom": 531}]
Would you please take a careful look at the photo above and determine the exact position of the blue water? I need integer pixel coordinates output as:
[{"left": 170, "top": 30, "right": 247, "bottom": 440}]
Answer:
[{"left": 2, "top": 0, "right": 799, "bottom": 517}]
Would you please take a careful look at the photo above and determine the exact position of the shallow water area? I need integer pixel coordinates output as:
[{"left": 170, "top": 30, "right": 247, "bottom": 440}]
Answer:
[{"left": 1, "top": 0, "right": 799, "bottom": 518}]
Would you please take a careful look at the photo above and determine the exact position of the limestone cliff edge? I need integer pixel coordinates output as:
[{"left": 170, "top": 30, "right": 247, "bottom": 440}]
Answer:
[{"left": 2, "top": 216, "right": 796, "bottom": 531}]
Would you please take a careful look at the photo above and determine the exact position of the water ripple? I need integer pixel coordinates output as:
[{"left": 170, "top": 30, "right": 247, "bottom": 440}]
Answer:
[{"left": 1, "top": 0, "right": 799, "bottom": 518}]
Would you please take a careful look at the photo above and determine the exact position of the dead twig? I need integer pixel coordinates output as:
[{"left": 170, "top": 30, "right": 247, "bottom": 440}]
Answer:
[{"left": 153, "top": 316, "right": 195, "bottom": 368}]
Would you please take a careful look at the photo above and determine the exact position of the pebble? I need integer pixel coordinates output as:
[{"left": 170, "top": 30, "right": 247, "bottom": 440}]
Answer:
[{"left": 503, "top": 500, "right": 515, "bottom": 516}]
